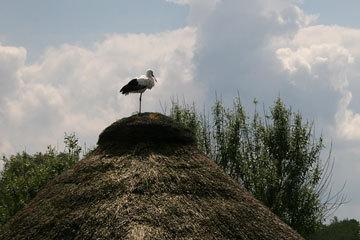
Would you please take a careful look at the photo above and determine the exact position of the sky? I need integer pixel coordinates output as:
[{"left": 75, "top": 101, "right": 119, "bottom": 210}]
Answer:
[{"left": 1, "top": 0, "right": 360, "bottom": 221}]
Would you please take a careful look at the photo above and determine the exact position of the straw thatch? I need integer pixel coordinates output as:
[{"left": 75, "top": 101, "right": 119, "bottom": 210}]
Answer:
[{"left": 0, "top": 113, "right": 304, "bottom": 240}]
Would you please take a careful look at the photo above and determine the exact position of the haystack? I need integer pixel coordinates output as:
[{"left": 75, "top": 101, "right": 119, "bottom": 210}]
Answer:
[{"left": 0, "top": 113, "right": 304, "bottom": 240}]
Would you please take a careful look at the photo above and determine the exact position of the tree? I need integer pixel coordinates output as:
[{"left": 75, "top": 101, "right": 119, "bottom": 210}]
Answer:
[
  {"left": 169, "top": 97, "right": 346, "bottom": 237},
  {"left": 309, "top": 217, "right": 360, "bottom": 240},
  {"left": 0, "top": 133, "right": 81, "bottom": 227}
]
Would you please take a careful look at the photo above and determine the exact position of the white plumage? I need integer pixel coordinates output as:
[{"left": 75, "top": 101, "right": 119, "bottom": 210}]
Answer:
[{"left": 120, "top": 69, "right": 158, "bottom": 113}]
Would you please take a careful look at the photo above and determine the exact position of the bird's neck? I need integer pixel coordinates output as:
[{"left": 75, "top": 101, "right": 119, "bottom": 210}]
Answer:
[{"left": 149, "top": 78, "right": 155, "bottom": 87}]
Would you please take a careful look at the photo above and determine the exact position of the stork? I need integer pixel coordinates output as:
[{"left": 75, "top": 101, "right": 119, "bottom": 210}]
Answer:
[{"left": 120, "top": 69, "right": 158, "bottom": 113}]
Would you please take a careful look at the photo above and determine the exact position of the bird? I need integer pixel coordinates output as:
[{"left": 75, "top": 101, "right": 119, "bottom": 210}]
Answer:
[{"left": 120, "top": 69, "right": 158, "bottom": 113}]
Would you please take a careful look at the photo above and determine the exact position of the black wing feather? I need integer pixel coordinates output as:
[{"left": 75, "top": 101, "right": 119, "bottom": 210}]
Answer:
[{"left": 120, "top": 79, "right": 146, "bottom": 95}]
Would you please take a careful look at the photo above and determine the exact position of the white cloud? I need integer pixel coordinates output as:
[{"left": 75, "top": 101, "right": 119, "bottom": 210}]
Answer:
[
  {"left": 0, "top": 43, "right": 27, "bottom": 159},
  {"left": 0, "top": 44, "right": 26, "bottom": 101},
  {"left": 0, "top": 27, "right": 198, "bottom": 157},
  {"left": 336, "top": 92, "right": 360, "bottom": 140},
  {"left": 191, "top": 0, "right": 313, "bottom": 106},
  {"left": 168, "top": 0, "right": 222, "bottom": 26},
  {"left": 0, "top": 139, "right": 13, "bottom": 157},
  {"left": 276, "top": 25, "right": 360, "bottom": 140},
  {"left": 261, "top": 0, "right": 318, "bottom": 27},
  {"left": 186, "top": 0, "right": 360, "bottom": 142},
  {"left": 166, "top": 0, "right": 189, "bottom": 4},
  {"left": 276, "top": 44, "right": 354, "bottom": 90}
]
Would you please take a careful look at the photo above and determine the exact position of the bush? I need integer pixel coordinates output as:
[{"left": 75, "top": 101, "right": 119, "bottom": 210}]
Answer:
[{"left": 0, "top": 133, "right": 81, "bottom": 226}]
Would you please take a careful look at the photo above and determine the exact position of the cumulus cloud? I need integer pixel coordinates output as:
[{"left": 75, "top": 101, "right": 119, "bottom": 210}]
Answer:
[
  {"left": 191, "top": 0, "right": 317, "bottom": 109},
  {"left": 0, "top": 44, "right": 27, "bottom": 161},
  {"left": 276, "top": 25, "right": 360, "bottom": 140},
  {"left": 168, "top": 0, "right": 221, "bottom": 26},
  {"left": 0, "top": 44, "right": 26, "bottom": 101},
  {"left": 276, "top": 43, "right": 354, "bottom": 98},
  {"left": 166, "top": 0, "right": 189, "bottom": 4},
  {"left": 336, "top": 92, "right": 360, "bottom": 140},
  {"left": 185, "top": 0, "right": 360, "bottom": 143},
  {"left": 0, "top": 27, "right": 198, "bottom": 157}
]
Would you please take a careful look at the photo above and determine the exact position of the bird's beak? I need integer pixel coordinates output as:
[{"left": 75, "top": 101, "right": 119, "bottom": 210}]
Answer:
[{"left": 154, "top": 76, "right": 158, "bottom": 82}]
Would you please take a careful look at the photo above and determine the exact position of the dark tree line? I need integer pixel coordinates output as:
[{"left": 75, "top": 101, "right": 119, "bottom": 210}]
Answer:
[
  {"left": 169, "top": 97, "right": 346, "bottom": 237},
  {"left": 309, "top": 217, "right": 360, "bottom": 240}
]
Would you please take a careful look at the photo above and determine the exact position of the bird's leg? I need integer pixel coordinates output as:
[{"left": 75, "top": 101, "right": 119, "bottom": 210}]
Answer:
[{"left": 139, "top": 93, "right": 142, "bottom": 113}]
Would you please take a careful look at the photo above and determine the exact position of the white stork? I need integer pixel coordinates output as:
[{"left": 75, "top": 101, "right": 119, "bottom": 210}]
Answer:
[{"left": 120, "top": 69, "right": 158, "bottom": 113}]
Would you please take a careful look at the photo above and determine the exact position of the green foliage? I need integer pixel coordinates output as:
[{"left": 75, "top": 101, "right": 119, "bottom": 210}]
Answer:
[
  {"left": 169, "top": 97, "right": 344, "bottom": 237},
  {"left": 309, "top": 217, "right": 360, "bottom": 240},
  {"left": 170, "top": 101, "right": 212, "bottom": 156},
  {"left": 0, "top": 133, "right": 81, "bottom": 227}
]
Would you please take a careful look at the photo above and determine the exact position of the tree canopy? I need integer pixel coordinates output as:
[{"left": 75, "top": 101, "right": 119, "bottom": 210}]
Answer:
[{"left": 169, "top": 97, "right": 346, "bottom": 237}]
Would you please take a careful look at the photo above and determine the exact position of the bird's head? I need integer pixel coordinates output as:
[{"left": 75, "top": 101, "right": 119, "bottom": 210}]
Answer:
[{"left": 146, "top": 69, "right": 157, "bottom": 82}]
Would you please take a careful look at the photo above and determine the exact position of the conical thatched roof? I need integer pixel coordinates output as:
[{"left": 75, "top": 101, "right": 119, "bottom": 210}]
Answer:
[{"left": 0, "top": 113, "right": 304, "bottom": 240}]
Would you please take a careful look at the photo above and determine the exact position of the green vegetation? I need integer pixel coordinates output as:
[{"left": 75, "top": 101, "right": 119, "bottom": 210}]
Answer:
[
  {"left": 169, "top": 96, "right": 346, "bottom": 237},
  {"left": 0, "top": 133, "right": 81, "bottom": 227},
  {"left": 309, "top": 217, "right": 360, "bottom": 240}
]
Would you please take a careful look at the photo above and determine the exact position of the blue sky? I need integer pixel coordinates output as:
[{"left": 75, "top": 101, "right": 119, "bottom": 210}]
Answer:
[
  {"left": 300, "top": 0, "right": 360, "bottom": 28},
  {"left": 0, "top": 0, "right": 188, "bottom": 62},
  {"left": 1, "top": 0, "right": 360, "bottom": 222},
  {"left": 1, "top": 0, "right": 358, "bottom": 61}
]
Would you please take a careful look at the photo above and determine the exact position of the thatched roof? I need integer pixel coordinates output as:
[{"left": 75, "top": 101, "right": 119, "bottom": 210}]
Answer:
[{"left": 0, "top": 113, "right": 304, "bottom": 240}]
